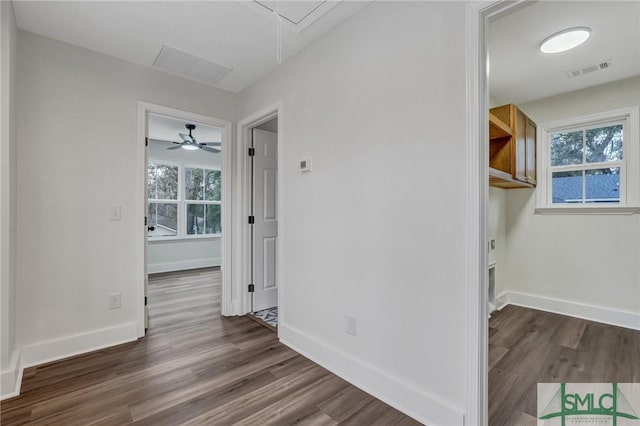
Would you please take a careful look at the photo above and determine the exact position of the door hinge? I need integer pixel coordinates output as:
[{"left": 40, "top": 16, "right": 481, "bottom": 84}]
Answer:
[
  {"left": 248, "top": 147, "right": 255, "bottom": 157},
  {"left": 145, "top": 216, "right": 147, "bottom": 226},
  {"left": 248, "top": 284, "right": 255, "bottom": 293},
  {"left": 145, "top": 137, "right": 148, "bottom": 147},
  {"left": 145, "top": 296, "right": 148, "bottom": 306},
  {"left": 248, "top": 215, "right": 255, "bottom": 224}
]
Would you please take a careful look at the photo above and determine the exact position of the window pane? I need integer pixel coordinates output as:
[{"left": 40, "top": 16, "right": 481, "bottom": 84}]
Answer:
[
  {"left": 551, "top": 130, "right": 584, "bottom": 166},
  {"left": 205, "top": 170, "right": 221, "bottom": 201},
  {"left": 186, "top": 203, "right": 205, "bottom": 235},
  {"left": 552, "top": 170, "right": 583, "bottom": 203},
  {"left": 155, "top": 165, "right": 178, "bottom": 199},
  {"left": 148, "top": 202, "right": 177, "bottom": 237},
  {"left": 585, "top": 168, "right": 620, "bottom": 203},
  {"left": 205, "top": 204, "right": 221, "bottom": 234},
  {"left": 147, "top": 164, "right": 156, "bottom": 199},
  {"left": 585, "top": 124, "right": 623, "bottom": 163},
  {"left": 185, "top": 168, "right": 204, "bottom": 201}
]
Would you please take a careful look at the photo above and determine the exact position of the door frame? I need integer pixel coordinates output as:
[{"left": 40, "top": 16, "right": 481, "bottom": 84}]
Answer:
[
  {"left": 234, "top": 102, "right": 282, "bottom": 317},
  {"left": 465, "top": 1, "right": 526, "bottom": 424},
  {"left": 136, "top": 101, "right": 232, "bottom": 337}
]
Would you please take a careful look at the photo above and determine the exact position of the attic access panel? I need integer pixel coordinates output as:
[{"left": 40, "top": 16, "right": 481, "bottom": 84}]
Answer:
[
  {"left": 253, "top": 1, "right": 341, "bottom": 31},
  {"left": 153, "top": 46, "right": 232, "bottom": 86}
]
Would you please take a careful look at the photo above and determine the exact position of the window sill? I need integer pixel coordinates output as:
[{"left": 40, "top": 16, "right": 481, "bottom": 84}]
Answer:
[
  {"left": 148, "top": 235, "right": 221, "bottom": 244},
  {"left": 535, "top": 206, "right": 640, "bottom": 215}
]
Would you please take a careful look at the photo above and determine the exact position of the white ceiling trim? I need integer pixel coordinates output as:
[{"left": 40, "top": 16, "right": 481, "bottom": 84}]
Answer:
[{"left": 250, "top": 1, "right": 342, "bottom": 32}]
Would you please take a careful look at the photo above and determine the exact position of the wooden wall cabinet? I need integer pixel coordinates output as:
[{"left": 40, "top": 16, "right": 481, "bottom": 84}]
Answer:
[{"left": 488, "top": 104, "right": 537, "bottom": 189}]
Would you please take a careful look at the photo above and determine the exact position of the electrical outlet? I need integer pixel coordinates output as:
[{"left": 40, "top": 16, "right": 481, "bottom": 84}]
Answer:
[
  {"left": 109, "top": 293, "right": 121, "bottom": 309},
  {"left": 345, "top": 316, "right": 356, "bottom": 336}
]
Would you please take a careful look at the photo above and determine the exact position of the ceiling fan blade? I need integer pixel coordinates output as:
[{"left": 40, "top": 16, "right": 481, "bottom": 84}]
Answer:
[
  {"left": 147, "top": 138, "right": 181, "bottom": 145},
  {"left": 179, "top": 133, "right": 192, "bottom": 143},
  {"left": 200, "top": 142, "right": 222, "bottom": 147},
  {"left": 167, "top": 145, "right": 183, "bottom": 150},
  {"left": 200, "top": 145, "right": 221, "bottom": 153}
]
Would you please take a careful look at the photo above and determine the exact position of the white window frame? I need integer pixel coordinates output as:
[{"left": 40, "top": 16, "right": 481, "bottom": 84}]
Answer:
[
  {"left": 148, "top": 159, "right": 222, "bottom": 240},
  {"left": 148, "top": 159, "right": 180, "bottom": 238},
  {"left": 536, "top": 106, "right": 640, "bottom": 215},
  {"left": 183, "top": 163, "right": 222, "bottom": 238}
]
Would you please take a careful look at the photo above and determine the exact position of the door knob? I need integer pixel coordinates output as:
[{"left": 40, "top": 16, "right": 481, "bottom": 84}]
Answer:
[{"left": 148, "top": 226, "right": 155, "bottom": 231}]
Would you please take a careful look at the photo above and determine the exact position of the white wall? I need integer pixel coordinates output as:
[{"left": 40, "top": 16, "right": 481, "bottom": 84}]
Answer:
[
  {"left": 237, "top": 2, "right": 468, "bottom": 424},
  {"left": 15, "top": 31, "right": 237, "bottom": 361},
  {"left": 147, "top": 140, "right": 221, "bottom": 273},
  {"left": 502, "top": 77, "right": 640, "bottom": 322},
  {"left": 488, "top": 188, "right": 507, "bottom": 295},
  {"left": 0, "top": 0, "right": 19, "bottom": 397},
  {"left": 255, "top": 117, "right": 278, "bottom": 132},
  {"left": 147, "top": 239, "right": 220, "bottom": 274}
]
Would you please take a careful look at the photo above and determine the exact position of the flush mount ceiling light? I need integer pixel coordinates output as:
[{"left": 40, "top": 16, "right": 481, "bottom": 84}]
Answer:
[{"left": 540, "top": 27, "right": 591, "bottom": 54}]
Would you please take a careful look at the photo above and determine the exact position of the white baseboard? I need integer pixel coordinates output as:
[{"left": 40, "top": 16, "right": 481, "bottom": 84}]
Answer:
[
  {"left": 0, "top": 322, "right": 138, "bottom": 401},
  {"left": 147, "top": 257, "right": 220, "bottom": 274},
  {"left": 498, "top": 291, "right": 640, "bottom": 330},
  {"left": 278, "top": 322, "right": 463, "bottom": 426},
  {"left": 0, "top": 350, "right": 22, "bottom": 400}
]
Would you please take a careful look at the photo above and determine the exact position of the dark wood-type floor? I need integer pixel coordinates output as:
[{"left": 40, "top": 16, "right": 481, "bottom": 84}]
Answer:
[
  {"left": 0, "top": 267, "right": 421, "bottom": 426},
  {"left": 488, "top": 304, "right": 640, "bottom": 426}
]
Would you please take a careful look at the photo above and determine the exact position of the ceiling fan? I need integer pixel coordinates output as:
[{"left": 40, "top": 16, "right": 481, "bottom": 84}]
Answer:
[{"left": 149, "top": 124, "right": 221, "bottom": 153}]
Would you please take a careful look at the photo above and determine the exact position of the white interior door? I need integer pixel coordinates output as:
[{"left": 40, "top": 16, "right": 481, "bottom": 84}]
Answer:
[{"left": 252, "top": 129, "right": 278, "bottom": 311}]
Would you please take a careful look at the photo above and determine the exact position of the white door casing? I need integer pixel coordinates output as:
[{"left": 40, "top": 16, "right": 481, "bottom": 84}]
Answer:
[
  {"left": 144, "top": 118, "right": 149, "bottom": 330},
  {"left": 252, "top": 129, "right": 278, "bottom": 311}
]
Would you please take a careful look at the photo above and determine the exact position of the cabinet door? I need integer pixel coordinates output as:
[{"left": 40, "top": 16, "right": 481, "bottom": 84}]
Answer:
[
  {"left": 525, "top": 119, "right": 537, "bottom": 185},
  {"left": 513, "top": 109, "right": 527, "bottom": 182}
]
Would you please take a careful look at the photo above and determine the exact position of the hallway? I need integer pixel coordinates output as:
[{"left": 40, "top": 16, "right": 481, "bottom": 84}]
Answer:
[{"left": 1, "top": 268, "right": 420, "bottom": 425}]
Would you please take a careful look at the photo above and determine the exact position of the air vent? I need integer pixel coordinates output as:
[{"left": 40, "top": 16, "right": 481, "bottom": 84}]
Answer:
[
  {"left": 153, "top": 46, "right": 232, "bottom": 87},
  {"left": 566, "top": 59, "right": 612, "bottom": 79},
  {"left": 599, "top": 61, "right": 611, "bottom": 70}
]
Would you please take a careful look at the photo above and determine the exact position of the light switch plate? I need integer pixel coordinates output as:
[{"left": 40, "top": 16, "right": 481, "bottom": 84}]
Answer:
[
  {"left": 109, "top": 206, "right": 122, "bottom": 221},
  {"left": 109, "top": 293, "right": 121, "bottom": 309}
]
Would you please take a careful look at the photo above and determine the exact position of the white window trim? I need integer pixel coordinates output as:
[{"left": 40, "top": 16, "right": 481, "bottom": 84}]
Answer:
[
  {"left": 536, "top": 106, "right": 640, "bottom": 215},
  {"left": 184, "top": 163, "right": 222, "bottom": 238},
  {"left": 148, "top": 159, "right": 222, "bottom": 240}
]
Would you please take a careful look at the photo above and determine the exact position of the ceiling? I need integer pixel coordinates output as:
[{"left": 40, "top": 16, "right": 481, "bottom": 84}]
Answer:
[
  {"left": 12, "top": 1, "right": 370, "bottom": 93},
  {"left": 489, "top": 1, "right": 640, "bottom": 105}
]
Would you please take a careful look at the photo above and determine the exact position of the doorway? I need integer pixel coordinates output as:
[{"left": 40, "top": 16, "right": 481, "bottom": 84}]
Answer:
[
  {"left": 236, "top": 104, "right": 281, "bottom": 328},
  {"left": 136, "top": 102, "right": 232, "bottom": 337},
  {"left": 247, "top": 119, "right": 279, "bottom": 328},
  {"left": 250, "top": 120, "right": 279, "bottom": 312},
  {"left": 476, "top": 1, "right": 640, "bottom": 424}
]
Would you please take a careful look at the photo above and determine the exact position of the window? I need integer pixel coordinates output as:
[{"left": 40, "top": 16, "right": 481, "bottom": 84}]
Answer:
[
  {"left": 148, "top": 163, "right": 179, "bottom": 237},
  {"left": 147, "top": 161, "right": 222, "bottom": 239},
  {"left": 185, "top": 167, "right": 221, "bottom": 235},
  {"left": 537, "top": 107, "right": 639, "bottom": 214},
  {"left": 550, "top": 123, "right": 623, "bottom": 204}
]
